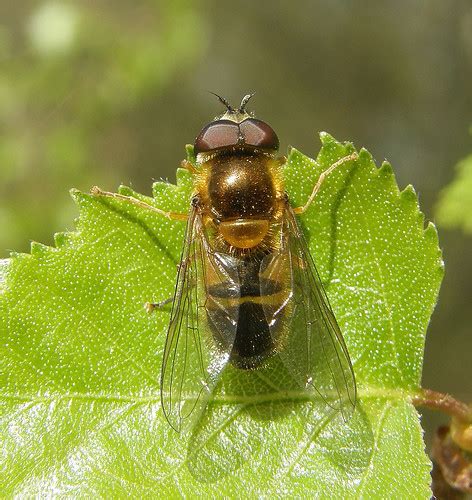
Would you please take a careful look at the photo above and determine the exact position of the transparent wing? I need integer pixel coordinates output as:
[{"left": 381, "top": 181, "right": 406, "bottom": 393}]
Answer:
[
  {"left": 160, "top": 207, "right": 239, "bottom": 432},
  {"left": 261, "top": 207, "right": 356, "bottom": 420}
]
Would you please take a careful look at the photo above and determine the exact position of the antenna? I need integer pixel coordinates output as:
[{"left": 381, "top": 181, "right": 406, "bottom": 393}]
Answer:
[
  {"left": 208, "top": 92, "right": 234, "bottom": 112},
  {"left": 239, "top": 93, "right": 255, "bottom": 112}
]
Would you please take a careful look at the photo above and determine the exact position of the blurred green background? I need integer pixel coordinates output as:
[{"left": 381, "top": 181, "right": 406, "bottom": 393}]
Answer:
[{"left": 1, "top": 1, "right": 471, "bottom": 447}]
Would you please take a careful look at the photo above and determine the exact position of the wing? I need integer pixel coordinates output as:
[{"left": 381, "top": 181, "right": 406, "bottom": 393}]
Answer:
[
  {"left": 261, "top": 207, "right": 356, "bottom": 420},
  {"left": 160, "top": 207, "right": 239, "bottom": 432}
]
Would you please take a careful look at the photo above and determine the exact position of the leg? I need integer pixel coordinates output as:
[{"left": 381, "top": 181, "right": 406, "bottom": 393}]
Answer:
[
  {"left": 293, "top": 153, "right": 358, "bottom": 214},
  {"left": 91, "top": 186, "right": 188, "bottom": 221},
  {"left": 145, "top": 297, "right": 173, "bottom": 313},
  {"left": 145, "top": 256, "right": 194, "bottom": 313}
]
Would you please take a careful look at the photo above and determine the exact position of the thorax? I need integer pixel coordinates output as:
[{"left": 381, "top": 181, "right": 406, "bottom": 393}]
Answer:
[{"left": 195, "top": 153, "right": 285, "bottom": 252}]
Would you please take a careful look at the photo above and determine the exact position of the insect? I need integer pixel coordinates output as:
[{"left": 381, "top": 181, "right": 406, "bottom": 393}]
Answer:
[{"left": 92, "top": 94, "right": 357, "bottom": 432}]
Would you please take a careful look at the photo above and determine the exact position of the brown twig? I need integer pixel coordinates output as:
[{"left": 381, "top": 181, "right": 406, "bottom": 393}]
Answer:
[
  {"left": 413, "top": 388, "right": 472, "bottom": 454},
  {"left": 412, "top": 388, "right": 471, "bottom": 424}
]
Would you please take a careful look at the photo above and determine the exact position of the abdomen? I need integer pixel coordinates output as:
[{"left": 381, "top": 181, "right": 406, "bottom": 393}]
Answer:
[{"left": 206, "top": 255, "right": 284, "bottom": 369}]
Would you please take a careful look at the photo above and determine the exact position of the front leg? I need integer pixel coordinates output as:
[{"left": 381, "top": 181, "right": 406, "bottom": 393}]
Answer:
[
  {"left": 292, "top": 153, "right": 358, "bottom": 215},
  {"left": 91, "top": 186, "right": 188, "bottom": 221}
]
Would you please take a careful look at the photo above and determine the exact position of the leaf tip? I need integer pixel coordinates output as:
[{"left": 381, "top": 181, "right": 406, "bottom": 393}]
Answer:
[
  {"left": 176, "top": 167, "right": 192, "bottom": 185},
  {"left": 379, "top": 160, "right": 394, "bottom": 177},
  {"left": 319, "top": 131, "right": 338, "bottom": 146},
  {"left": 152, "top": 180, "right": 170, "bottom": 199},
  {"left": 424, "top": 221, "right": 440, "bottom": 246},
  {"left": 185, "top": 144, "right": 196, "bottom": 164},
  {"left": 358, "top": 147, "right": 374, "bottom": 165},
  {"left": 8, "top": 251, "right": 30, "bottom": 264},
  {"left": 54, "top": 232, "right": 71, "bottom": 248},
  {"left": 70, "top": 188, "right": 92, "bottom": 206},
  {"left": 425, "top": 222, "right": 445, "bottom": 273},
  {"left": 30, "top": 241, "right": 51, "bottom": 256},
  {"left": 118, "top": 185, "right": 134, "bottom": 196},
  {"left": 69, "top": 188, "right": 82, "bottom": 202},
  {"left": 286, "top": 146, "right": 304, "bottom": 164},
  {"left": 400, "top": 184, "right": 418, "bottom": 203}
]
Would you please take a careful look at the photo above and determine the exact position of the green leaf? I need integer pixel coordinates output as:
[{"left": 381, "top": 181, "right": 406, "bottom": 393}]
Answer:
[
  {"left": 436, "top": 153, "right": 472, "bottom": 233},
  {"left": 0, "top": 134, "right": 443, "bottom": 497}
]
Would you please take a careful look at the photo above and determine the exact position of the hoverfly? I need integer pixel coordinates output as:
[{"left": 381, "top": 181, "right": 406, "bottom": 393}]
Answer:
[{"left": 92, "top": 94, "right": 357, "bottom": 432}]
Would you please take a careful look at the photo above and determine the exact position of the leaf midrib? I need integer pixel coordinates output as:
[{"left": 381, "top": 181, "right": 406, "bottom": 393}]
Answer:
[{"left": 0, "top": 387, "right": 417, "bottom": 405}]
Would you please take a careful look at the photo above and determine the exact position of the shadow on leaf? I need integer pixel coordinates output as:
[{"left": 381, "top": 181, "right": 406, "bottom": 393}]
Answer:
[{"left": 186, "top": 395, "right": 373, "bottom": 485}]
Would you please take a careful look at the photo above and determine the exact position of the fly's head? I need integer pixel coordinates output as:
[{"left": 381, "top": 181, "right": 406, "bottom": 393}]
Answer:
[{"left": 193, "top": 93, "right": 280, "bottom": 161}]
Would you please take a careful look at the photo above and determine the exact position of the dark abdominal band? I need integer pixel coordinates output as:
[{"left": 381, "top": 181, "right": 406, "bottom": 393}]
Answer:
[
  {"left": 207, "top": 258, "right": 281, "bottom": 369},
  {"left": 232, "top": 301, "right": 272, "bottom": 368}
]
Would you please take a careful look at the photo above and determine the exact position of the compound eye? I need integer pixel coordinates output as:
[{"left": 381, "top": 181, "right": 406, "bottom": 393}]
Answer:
[
  {"left": 194, "top": 120, "right": 240, "bottom": 154},
  {"left": 239, "top": 118, "right": 279, "bottom": 151}
]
